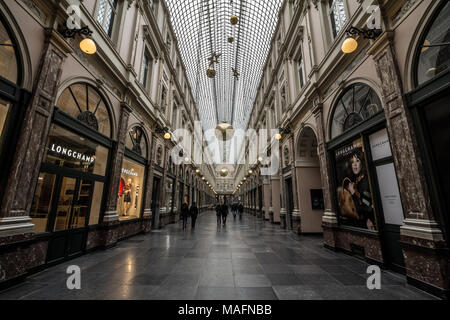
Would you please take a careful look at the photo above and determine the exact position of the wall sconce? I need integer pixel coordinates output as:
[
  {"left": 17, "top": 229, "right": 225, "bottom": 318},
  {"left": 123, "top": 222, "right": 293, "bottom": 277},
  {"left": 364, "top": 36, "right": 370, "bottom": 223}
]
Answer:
[
  {"left": 155, "top": 126, "right": 171, "bottom": 140},
  {"left": 58, "top": 25, "right": 97, "bottom": 55},
  {"left": 276, "top": 127, "right": 292, "bottom": 140},
  {"left": 342, "top": 26, "right": 382, "bottom": 54}
]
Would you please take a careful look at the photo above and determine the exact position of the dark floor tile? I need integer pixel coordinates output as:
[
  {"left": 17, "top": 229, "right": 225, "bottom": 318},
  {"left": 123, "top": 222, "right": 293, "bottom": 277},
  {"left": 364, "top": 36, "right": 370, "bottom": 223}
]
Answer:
[
  {"left": 195, "top": 287, "right": 240, "bottom": 300},
  {"left": 266, "top": 273, "right": 303, "bottom": 286},
  {"left": 127, "top": 274, "right": 167, "bottom": 286},
  {"left": 237, "top": 287, "right": 278, "bottom": 300},
  {"left": 272, "top": 285, "right": 323, "bottom": 300},
  {"left": 331, "top": 273, "right": 367, "bottom": 286},
  {"left": 234, "top": 274, "right": 271, "bottom": 287}
]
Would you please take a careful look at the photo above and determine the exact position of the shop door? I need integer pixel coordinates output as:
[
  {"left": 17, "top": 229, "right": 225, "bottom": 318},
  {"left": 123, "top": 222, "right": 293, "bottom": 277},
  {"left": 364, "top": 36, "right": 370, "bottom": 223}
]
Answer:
[
  {"left": 285, "top": 178, "right": 293, "bottom": 229},
  {"left": 151, "top": 177, "right": 161, "bottom": 229},
  {"left": 368, "top": 129, "right": 405, "bottom": 273},
  {"left": 47, "top": 176, "right": 93, "bottom": 263}
]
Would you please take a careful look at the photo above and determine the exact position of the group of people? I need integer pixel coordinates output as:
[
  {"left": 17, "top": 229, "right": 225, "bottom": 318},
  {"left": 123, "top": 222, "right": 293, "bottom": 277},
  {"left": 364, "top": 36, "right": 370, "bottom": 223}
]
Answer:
[
  {"left": 231, "top": 203, "right": 244, "bottom": 220},
  {"left": 215, "top": 202, "right": 244, "bottom": 227},
  {"left": 180, "top": 202, "right": 199, "bottom": 231}
]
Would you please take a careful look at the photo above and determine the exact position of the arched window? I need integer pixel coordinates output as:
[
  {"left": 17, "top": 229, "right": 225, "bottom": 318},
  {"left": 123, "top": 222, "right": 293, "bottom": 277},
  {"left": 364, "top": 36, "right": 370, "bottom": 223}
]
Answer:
[
  {"left": 0, "top": 15, "right": 18, "bottom": 84},
  {"left": 126, "top": 126, "right": 147, "bottom": 157},
  {"left": 56, "top": 83, "right": 111, "bottom": 137},
  {"left": 416, "top": 1, "right": 450, "bottom": 86},
  {"left": 330, "top": 83, "right": 383, "bottom": 139}
]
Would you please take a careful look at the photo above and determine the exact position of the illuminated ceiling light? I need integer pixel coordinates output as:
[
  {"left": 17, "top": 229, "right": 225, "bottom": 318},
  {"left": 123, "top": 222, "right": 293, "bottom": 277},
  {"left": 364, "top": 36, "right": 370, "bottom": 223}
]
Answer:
[
  {"left": 275, "top": 133, "right": 282, "bottom": 140},
  {"left": 258, "top": 156, "right": 263, "bottom": 162},
  {"left": 215, "top": 122, "right": 235, "bottom": 141},
  {"left": 248, "top": 170, "right": 253, "bottom": 174},
  {"left": 243, "top": 177, "right": 247, "bottom": 181},
  {"left": 341, "top": 37, "right": 358, "bottom": 54},
  {"left": 219, "top": 168, "right": 229, "bottom": 177},
  {"left": 184, "top": 157, "right": 190, "bottom": 162},
  {"left": 196, "top": 169, "right": 200, "bottom": 173},
  {"left": 164, "top": 132, "right": 171, "bottom": 140},
  {"left": 80, "top": 37, "right": 97, "bottom": 55},
  {"left": 202, "top": 177, "right": 205, "bottom": 180}
]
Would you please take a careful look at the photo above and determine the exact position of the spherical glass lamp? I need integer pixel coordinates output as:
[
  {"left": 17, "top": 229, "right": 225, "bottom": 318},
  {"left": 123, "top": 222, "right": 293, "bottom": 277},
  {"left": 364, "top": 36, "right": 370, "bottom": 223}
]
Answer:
[
  {"left": 164, "top": 132, "right": 171, "bottom": 140},
  {"left": 341, "top": 37, "right": 358, "bottom": 54},
  {"left": 80, "top": 38, "right": 97, "bottom": 55},
  {"left": 215, "top": 122, "right": 235, "bottom": 141}
]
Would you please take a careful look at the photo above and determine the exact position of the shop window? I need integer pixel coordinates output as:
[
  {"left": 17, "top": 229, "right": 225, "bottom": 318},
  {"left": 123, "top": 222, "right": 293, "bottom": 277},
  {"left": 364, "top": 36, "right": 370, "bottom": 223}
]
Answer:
[
  {"left": 330, "top": 83, "right": 383, "bottom": 139},
  {"left": 0, "top": 98, "right": 11, "bottom": 155},
  {"left": 117, "top": 157, "right": 145, "bottom": 220},
  {"left": 97, "top": 0, "right": 118, "bottom": 37},
  {"left": 416, "top": 1, "right": 450, "bottom": 86},
  {"left": 166, "top": 177, "right": 174, "bottom": 210},
  {"left": 126, "top": 126, "right": 147, "bottom": 157},
  {"left": 329, "top": 0, "right": 347, "bottom": 38},
  {"left": 0, "top": 17, "right": 18, "bottom": 83},
  {"left": 56, "top": 83, "right": 111, "bottom": 137},
  {"left": 43, "top": 124, "right": 109, "bottom": 176},
  {"left": 30, "top": 172, "right": 57, "bottom": 233}
]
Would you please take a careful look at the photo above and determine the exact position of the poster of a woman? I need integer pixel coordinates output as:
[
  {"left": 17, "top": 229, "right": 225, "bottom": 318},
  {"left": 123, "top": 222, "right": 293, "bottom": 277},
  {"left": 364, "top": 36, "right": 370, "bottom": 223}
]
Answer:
[{"left": 335, "top": 138, "right": 377, "bottom": 230}]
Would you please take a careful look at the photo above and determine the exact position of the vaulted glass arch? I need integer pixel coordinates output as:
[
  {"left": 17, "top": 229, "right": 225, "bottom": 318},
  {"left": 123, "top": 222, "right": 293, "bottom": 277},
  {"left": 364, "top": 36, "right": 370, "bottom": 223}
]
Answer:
[{"left": 166, "top": 0, "right": 283, "bottom": 163}]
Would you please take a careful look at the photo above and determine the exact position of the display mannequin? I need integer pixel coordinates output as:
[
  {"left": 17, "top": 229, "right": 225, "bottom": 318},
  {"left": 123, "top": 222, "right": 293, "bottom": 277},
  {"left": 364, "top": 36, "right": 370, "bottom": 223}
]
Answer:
[{"left": 123, "top": 179, "right": 132, "bottom": 216}]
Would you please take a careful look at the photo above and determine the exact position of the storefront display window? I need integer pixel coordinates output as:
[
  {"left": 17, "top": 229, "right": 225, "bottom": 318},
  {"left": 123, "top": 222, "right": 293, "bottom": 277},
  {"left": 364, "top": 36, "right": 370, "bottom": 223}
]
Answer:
[
  {"left": 0, "top": 98, "right": 11, "bottom": 154},
  {"left": 334, "top": 137, "right": 377, "bottom": 230},
  {"left": 416, "top": 1, "right": 450, "bottom": 86},
  {"left": 166, "top": 177, "right": 174, "bottom": 210},
  {"left": 30, "top": 172, "right": 57, "bottom": 233},
  {"left": 43, "top": 124, "right": 109, "bottom": 176},
  {"left": 117, "top": 157, "right": 145, "bottom": 220},
  {"left": 0, "top": 17, "right": 18, "bottom": 84}
]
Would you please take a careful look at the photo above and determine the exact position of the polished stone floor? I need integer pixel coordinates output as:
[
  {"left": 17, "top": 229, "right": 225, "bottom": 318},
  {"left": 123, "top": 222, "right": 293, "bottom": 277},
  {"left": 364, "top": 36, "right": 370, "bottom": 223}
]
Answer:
[{"left": 0, "top": 212, "right": 437, "bottom": 300}]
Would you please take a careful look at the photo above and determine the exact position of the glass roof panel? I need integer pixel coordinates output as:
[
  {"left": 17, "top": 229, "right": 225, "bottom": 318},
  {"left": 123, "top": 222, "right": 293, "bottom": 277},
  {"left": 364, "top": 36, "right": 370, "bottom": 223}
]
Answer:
[{"left": 166, "top": 0, "right": 283, "bottom": 163}]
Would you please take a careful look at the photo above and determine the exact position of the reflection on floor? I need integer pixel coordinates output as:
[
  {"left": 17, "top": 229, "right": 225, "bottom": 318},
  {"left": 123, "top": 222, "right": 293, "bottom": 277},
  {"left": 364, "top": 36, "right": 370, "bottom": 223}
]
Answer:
[{"left": 0, "top": 212, "right": 437, "bottom": 300}]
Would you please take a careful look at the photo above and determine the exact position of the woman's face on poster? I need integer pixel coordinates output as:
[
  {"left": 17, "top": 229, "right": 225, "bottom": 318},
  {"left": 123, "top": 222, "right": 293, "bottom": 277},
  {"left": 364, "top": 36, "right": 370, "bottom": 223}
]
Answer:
[{"left": 351, "top": 155, "right": 362, "bottom": 175}]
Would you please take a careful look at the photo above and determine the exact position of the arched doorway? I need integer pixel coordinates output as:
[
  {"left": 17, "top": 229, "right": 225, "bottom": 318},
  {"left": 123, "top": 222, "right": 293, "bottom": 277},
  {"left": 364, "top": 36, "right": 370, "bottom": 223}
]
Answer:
[
  {"left": 29, "top": 82, "right": 113, "bottom": 263},
  {"left": 295, "top": 127, "right": 324, "bottom": 233}
]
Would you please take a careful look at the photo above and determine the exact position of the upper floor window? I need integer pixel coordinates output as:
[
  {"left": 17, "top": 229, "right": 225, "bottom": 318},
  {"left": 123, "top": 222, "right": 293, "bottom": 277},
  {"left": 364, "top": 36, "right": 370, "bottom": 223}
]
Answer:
[
  {"left": 416, "top": 1, "right": 450, "bottom": 86},
  {"left": 172, "top": 101, "right": 178, "bottom": 128},
  {"left": 330, "top": 83, "right": 383, "bottom": 139},
  {"left": 97, "top": 0, "right": 118, "bottom": 37},
  {"left": 329, "top": 0, "right": 347, "bottom": 38},
  {"left": 298, "top": 56, "right": 305, "bottom": 89},
  {"left": 126, "top": 126, "right": 147, "bottom": 157},
  {"left": 141, "top": 49, "right": 153, "bottom": 89},
  {"left": 166, "top": 35, "right": 172, "bottom": 55},
  {"left": 0, "top": 16, "right": 18, "bottom": 84},
  {"left": 56, "top": 83, "right": 111, "bottom": 138}
]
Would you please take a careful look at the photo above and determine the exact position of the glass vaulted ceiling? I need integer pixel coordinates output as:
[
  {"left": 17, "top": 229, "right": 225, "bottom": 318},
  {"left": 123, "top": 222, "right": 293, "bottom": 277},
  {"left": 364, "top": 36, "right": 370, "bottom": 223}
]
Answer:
[{"left": 166, "top": 0, "right": 283, "bottom": 164}]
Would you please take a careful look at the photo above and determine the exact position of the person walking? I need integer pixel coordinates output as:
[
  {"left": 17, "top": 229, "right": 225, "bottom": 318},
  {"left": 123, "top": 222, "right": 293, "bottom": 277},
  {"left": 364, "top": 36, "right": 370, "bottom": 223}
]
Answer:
[
  {"left": 190, "top": 202, "right": 199, "bottom": 230},
  {"left": 232, "top": 203, "right": 237, "bottom": 220},
  {"left": 215, "top": 202, "right": 222, "bottom": 227},
  {"left": 238, "top": 203, "right": 244, "bottom": 221},
  {"left": 181, "top": 202, "right": 190, "bottom": 231},
  {"left": 221, "top": 203, "right": 229, "bottom": 226}
]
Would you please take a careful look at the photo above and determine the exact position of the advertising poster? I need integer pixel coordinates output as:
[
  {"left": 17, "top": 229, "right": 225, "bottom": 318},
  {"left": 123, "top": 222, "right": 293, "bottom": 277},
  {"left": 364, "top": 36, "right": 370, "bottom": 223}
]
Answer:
[{"left": 335, "top": 138, "right": 377, "bottom": 230}]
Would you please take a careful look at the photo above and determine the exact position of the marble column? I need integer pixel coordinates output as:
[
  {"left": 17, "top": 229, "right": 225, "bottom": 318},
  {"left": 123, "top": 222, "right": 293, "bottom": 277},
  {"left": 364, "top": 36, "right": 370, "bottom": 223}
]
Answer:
[
  {"left": 270, "top": 177, "right": 281, "bottom": 224},
  {"left": 142, "top": 130, "right": 154, "bottom": 233},
  {"left": 0, "top": 29, "right": 71, "bottom": 240},
  {"left": 279, "top": 143, "right": 287, "bottom": 228},
  {"left": 368, "top": 33, "right": 447, "bottom": 291},
  {"left": 312, "top": 102, "right": 338, "bottom": 248},
  {"left": 289, "top": 135, "right": 301, "bottom": 234},
  {"left": 263, "top": 177, "right": 271, "bottom": 220}
]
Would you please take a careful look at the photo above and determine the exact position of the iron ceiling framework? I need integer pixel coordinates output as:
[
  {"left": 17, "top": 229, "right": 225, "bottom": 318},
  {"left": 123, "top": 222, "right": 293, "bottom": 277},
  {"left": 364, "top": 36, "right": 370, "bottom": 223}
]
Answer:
[{"left": 166, "top": 0, "right": 283, "bottom": 163}]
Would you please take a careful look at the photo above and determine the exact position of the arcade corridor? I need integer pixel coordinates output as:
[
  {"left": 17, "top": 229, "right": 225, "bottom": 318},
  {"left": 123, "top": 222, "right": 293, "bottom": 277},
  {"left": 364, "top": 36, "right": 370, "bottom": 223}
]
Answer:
[{"left": 0, "top": 212, "right": 434, "bottom": 300}]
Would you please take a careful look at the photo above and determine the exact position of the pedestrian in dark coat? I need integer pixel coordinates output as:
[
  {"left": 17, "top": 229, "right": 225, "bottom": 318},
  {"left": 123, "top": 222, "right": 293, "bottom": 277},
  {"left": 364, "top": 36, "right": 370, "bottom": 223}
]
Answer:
[
  {"left": 181, "top": 202, "right": 190, "bottom": 230},
  {"left": 215, "top": 203, "right": 222, "bottom": 227},
  {"left": 190, "top": 202, "right": 199, "bottom": 229},
  {"left": 221, "top": 204, "right": 229, "bottom": 226},
  {"left": 238, "top": 203, "right": 244, "bottom": 220}
]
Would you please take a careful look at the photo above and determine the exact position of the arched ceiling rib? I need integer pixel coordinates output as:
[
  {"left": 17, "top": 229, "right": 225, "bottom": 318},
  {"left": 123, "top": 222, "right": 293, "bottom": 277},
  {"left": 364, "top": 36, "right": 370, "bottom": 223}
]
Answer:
[{"left": 166, "top": 0, "right": 283, "bottom": 164}]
